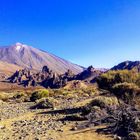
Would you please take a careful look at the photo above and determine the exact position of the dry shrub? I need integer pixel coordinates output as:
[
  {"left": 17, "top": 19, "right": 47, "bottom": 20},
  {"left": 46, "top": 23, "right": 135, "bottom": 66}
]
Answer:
[
  {"left": 82, "top": 96, "right": 119, "bottom": 115},
  {"left": 30, "top": 89, "right": 49, "bottom": 101},
  {"left": 33, "top": 97, "right": 58, "bottom": 109},
  {"left": 112, "top": 82, "right": 139, "bottom": 104},
  {"left": 97, "top": 70, "right": 140, "bottom": 91},
  {"left": 88, "top": 96, "right": 119, "bottom": 108}
]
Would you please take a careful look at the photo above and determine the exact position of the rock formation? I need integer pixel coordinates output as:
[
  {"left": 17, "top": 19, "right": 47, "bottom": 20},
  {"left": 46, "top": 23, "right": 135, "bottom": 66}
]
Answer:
[{"left": 8, "top": 66, "right": 76, "bottom": 88}]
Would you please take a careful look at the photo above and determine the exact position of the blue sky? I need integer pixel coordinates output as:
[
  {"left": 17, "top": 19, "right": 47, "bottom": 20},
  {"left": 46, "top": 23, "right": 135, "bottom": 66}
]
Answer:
[{"left": 0, "top": 0, "right": 140, "bottom": 68}]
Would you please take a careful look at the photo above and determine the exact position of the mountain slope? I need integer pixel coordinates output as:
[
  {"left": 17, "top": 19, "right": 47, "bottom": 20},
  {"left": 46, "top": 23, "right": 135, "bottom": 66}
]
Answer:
[
  {"left": 0, "top": 60, "right": 22, "bottom": 80},
  {"left": 0, "top": 43, "right": 84, "bottom": 74},
  {"left": 0, "top": 61, "right": 22, "bottom": 73},
  {"left": 111, "top": 61, "right": 140, "bottom": 72}
]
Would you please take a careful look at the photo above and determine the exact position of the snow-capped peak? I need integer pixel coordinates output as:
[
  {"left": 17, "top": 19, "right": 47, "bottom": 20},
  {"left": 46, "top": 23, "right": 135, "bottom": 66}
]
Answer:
[
  {"left": 16, "top": 45, "right": 22, "bottom": 51},
  {"left": 15, "top": 43, "right": 22, "bottom": 51},
  {"left": 15, "top": 42, "right": 28, "bottom": 51}
]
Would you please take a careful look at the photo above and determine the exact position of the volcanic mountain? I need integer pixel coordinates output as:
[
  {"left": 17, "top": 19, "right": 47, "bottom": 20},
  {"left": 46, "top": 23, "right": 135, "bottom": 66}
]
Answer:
[
  {"left": 0, "top": 43, "right": 84, "bottom": 74},
  {"left": 111, "top": 61, "right": 140, "bottom": 72}
]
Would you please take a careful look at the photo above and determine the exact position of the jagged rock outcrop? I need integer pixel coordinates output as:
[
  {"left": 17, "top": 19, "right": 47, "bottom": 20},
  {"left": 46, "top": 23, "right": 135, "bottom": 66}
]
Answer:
[
  {"left": 8, "top": 65, "right": 104, "bottom": 88},
  {"left": 8, "top": 66, "right": 76, "bottom": 88},
  {"left": 76, "top": 66, "right": 102, "bottom": 83},
  {"left": 41, "top": 69, "right": 75, "bottom": 88},
  {"left": 8, "top": 69, "right": 36, "bottom": 87}
]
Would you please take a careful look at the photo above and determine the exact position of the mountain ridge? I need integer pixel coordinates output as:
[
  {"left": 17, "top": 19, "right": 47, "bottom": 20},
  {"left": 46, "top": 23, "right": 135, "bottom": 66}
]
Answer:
[{"left": 111, "top": 60, "right": 140, "bottom": 72}]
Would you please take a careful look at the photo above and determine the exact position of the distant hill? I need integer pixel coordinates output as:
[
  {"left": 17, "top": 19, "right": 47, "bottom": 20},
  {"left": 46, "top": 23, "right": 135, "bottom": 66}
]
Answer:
[
  {"left": 0, "top": 43, "right": 84, "bottom": 74},
  {"left": 111, "top": 61, "right": 140, "bottom": 72}
]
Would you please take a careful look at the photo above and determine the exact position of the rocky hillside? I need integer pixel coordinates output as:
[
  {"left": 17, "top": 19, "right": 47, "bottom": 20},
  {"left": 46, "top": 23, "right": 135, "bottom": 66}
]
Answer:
[
  {"left": 111, "top": 61, "right": 140, "bottom": 72},
  {"left": 0, "top": 43, "right": 83, "bottom": 74}
]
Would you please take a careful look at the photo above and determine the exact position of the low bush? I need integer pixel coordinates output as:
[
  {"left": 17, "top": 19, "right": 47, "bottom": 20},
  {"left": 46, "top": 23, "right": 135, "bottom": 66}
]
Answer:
[
  {"left": 89, "top": 96, "right": 119, "bottom": 108},
  {"left": 33, "top": 97, "right": 58, "bottom": 109},
  {"left": 97, "top": 70, "right": 140, "bottom": 91},
  {"left": 82, "top": 96, "right": 119, "bottom": 115},
  {"left": 30, "top": 89, "right": 49, "bottom": 101},
  {"left": 112, "top": 82, "right": 139, "bottom": 104},
  {"left": 13, "top": 92, "right": 25, "bottom": 99}
]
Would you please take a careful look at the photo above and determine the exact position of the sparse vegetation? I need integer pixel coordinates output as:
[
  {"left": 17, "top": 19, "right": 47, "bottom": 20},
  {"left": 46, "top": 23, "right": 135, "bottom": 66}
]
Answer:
[
  {"left": 30, "top": 89, "right": 49, "bottom": 101},
  {"left": 13, "top": 92, "right": 25, "bottom": 99},
  {"left": 75, "top": 69, "right": 140, "bottom": 140},
  {"left": 97, "top": 70, "right": 140, "bottom": 90},
  {"left": 32, "top": 97, "right": 55, "bottom": 109},
  {"left": 89, "top": 96, "right": 119, "bottom": 108},
  {"left": 80, "top": 103, "right": 140, "bottom": 140},
  {"left": 82, "top": 96, "right": 119, "bottom": 115},
  {"left": 96, "top": 70, "right": 140, "bottom": 104},
  {"left": 112, "top": 82, "right": 139, "bottom": 104}
]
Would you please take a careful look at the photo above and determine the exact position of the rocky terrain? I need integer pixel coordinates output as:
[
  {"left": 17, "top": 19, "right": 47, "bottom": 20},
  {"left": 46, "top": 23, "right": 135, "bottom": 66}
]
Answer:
[{"left": 0, "top": 90, "right": 112, "bottom": 140}]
